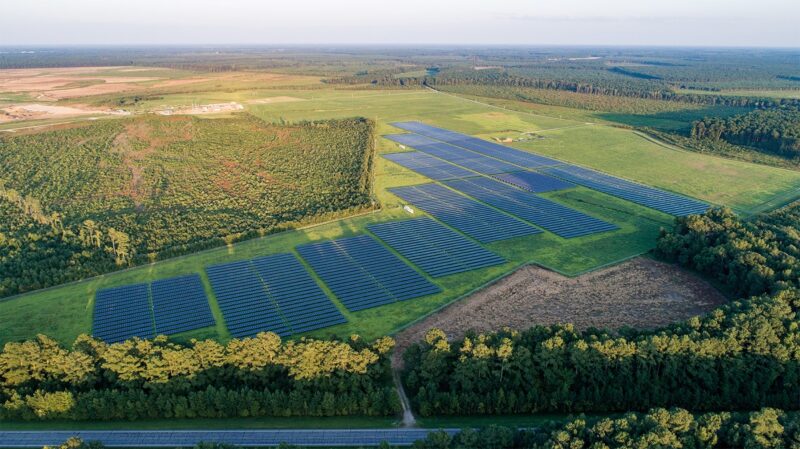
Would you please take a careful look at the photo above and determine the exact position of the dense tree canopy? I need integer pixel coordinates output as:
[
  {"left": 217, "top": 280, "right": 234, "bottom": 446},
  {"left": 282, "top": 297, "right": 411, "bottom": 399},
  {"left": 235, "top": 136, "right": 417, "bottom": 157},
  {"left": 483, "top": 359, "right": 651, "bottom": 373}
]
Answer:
[
  {"left": 0, "top": 333, "right": 398, "bottom": 420},
  {"left": 657, "top": 204, "right": 800, "bottom": 298},
  {"left": 403, "top": 285, "right": 799, "bottom": 416},
  {"left": 0, "top": 115, "right": 375, "bottom": 297},
  {"left": 692, "top": 108, "right": 800, "bottom": 158}
]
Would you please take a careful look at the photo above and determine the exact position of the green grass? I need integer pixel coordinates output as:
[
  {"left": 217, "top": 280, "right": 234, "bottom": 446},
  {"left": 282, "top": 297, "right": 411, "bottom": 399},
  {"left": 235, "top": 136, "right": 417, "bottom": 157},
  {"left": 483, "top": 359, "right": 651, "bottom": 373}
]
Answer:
[{"left": 2, "top": 86, "right": 800, "bottom": 346}]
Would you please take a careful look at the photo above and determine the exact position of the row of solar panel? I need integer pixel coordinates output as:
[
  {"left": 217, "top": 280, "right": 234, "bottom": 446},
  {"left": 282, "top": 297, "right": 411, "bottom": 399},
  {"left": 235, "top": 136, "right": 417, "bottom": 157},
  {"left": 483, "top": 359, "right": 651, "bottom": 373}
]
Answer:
[
  {"left": 389, "top": 183, "right": 542, "bottom": 243},
  {"left": 391, "top": 121, "right": 561, "bottom": 168},
  {"left": 93, "top": 274, "right": 214, "bottom": 343},
  {"left": 542, "top": 165, "right": 710, "bottom": 216},
  {"left": 368, "top": 217, "right": 506, "bottom": 277},
  {"left": 385, "top": 134, "right": 521, "bottom": 175},
  {"left": 445, "top": 177, "right": 619, "bottom": 238},
  {"left": 388, "top": 121, "right": 709, "bottom": 217},
  {"left": 206, "top": 253, "right": 346, "bottom": 338},
  {"left": 297, "top": 235, "right": 441, "bottom": 311}
]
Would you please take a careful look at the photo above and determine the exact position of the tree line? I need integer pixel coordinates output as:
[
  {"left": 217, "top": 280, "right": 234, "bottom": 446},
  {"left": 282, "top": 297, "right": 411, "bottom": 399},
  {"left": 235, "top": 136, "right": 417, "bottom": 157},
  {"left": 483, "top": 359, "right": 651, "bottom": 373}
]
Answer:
[
  {"left": 0, "top": 333, "right": 398, "bottom": 420},
  {"left": 326, "top": 68, "right": 800, "bottom": 109},
  {"left": 403, "top": 202, "right": 800, "bottom": 416},
  {"left": 656, "top": 204, "right": 800, "bottom": 298},
  {"left": 691, "top": 108, "right": 800, "bottom": 158}
]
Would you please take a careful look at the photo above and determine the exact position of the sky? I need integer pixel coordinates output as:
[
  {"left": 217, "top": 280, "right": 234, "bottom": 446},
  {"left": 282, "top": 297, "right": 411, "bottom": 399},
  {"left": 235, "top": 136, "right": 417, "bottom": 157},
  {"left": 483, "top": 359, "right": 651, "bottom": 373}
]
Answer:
[{"left": 1, "top": 0, "right": 798, "bottom": 47}]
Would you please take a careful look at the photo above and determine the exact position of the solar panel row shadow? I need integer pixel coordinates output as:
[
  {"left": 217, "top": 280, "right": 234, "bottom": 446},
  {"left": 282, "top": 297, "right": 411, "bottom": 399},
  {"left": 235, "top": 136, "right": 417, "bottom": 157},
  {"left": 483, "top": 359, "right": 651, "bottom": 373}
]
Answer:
[
  {"left": 391, "top": 121, "right": 561, "bottom": 168},
  {"left": 542, "top": 165, "right": 709, "bottom": 216},
  {"left": 385, "top": 133, "right": 522, "bottom": 175},
  {"left": 151, "top": 274, "right": 215, "bottom": 336},
  {"left": 368, "top": 217, "right": 506, "bottom": 277},
  {"left": 93, "top": 283, "right": 155, "bottom": 343},
  {"left": 382, "top": 151, "right": 477, "bottom": 181},
  {"left": 206, "top": 260, "right": 291, "bottom": 338},
  {"left": 445, "top": 177, "right": 619, "bottom": 238},
  {"left": 388, "top": 183, "right": 541, "bottom": 243},
  {"left": 296, "top": 235, "right": 441, "bottom": 311},
  {"left": 493, "top": 171, "right": 575, "bottom": 193},
  {"left": 251, "top": 253, "right": 347, "bottom": 334}
]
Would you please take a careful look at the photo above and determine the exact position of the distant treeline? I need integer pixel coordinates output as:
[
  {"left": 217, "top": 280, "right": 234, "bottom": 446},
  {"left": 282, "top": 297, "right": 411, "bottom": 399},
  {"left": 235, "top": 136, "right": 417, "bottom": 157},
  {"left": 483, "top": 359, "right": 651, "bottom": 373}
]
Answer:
[
  {"left": 326, "top": 69, "right": 800, "bottom": 109},
  {"left": 0, "top": 333, "right": 398, "bottom": 420},
  {"left": 691, "top": 108, "right": 800, "bottom": 158}
]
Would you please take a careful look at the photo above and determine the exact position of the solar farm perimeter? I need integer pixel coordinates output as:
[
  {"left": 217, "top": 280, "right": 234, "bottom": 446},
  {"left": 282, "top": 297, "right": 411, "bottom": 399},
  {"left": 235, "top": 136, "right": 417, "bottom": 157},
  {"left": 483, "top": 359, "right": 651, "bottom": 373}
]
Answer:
[
  {"left": 4, "top": 88, "right": 800, "bottom": 345},
  {"left": 88, "top": 121, "right": 694, "bottom": 343}
]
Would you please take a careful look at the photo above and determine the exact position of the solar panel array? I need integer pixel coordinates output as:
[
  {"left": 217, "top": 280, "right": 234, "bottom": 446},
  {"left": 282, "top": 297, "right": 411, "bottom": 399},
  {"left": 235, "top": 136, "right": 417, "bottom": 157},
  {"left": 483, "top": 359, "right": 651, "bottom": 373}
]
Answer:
[
  {"left": 385, "top": 133, "right": 521, "bottom": 175},
  {"left": 93, "top": 283, "right": 155, "bottom": 343},
  {"left": 389, "top": 183, "right": 541, "bottom": 243},
  {"left": 391, "top": 121, "right": 561, "bottom": 168},
  {"left": 368, "top": 218, "right": 506, "bottom": 277},
  {"left": 251, "top": 253, "right": 347, "bottom": 334},
  {"left": 207, "top": 260, "right": 291, "bottom": 338},
  {"left": 446, "top": 177, "right": 619, "bottom": 238},
  {"left": 207, "top": 254, "right": 346, "bottom": 338},
  {"left": 493, "top": 171, "right": 575, "bottom": 193},
  {"left": 542, "top": 165, "right": 710, "bottom": 216},
  {"left": 151, "top": 274, "right": 215, "bottom": 335},
  {"left": 382, "top": 151, "right": 477, "bottom": 181},
  {"left": 297, "top": 235, "right": 441, "bottom": 311}
]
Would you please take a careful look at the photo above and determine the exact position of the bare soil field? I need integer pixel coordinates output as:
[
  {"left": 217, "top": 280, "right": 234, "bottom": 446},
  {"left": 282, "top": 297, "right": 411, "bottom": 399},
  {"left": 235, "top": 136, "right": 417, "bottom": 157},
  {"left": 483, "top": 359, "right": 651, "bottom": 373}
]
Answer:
[
  {"left": 0, "top": 103, "right": 128, "bottom": 123},
  {"left": 393, "top": 258, "right": 726, "bottom": 366}
]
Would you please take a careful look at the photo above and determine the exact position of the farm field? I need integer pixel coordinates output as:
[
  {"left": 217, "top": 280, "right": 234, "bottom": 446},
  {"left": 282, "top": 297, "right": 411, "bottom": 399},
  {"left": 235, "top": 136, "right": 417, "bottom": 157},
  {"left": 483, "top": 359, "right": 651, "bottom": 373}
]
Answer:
[{"left": 2, "top": 77, "right": 800, "bottom": 346}]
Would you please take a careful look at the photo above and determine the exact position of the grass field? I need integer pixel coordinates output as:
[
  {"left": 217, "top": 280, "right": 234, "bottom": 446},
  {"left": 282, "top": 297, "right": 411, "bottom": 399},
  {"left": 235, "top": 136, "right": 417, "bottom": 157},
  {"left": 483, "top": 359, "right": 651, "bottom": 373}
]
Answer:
[{"left": 2, "top": 85, "right": 800, "bottom": 346}]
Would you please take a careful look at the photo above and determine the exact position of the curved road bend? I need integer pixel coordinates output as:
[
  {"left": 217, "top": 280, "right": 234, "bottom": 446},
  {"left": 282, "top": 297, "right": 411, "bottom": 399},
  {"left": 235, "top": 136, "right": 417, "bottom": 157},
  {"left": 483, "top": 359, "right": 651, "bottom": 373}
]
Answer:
[{"left": 0, "top": 429, "right": 460, "bottom": 447}]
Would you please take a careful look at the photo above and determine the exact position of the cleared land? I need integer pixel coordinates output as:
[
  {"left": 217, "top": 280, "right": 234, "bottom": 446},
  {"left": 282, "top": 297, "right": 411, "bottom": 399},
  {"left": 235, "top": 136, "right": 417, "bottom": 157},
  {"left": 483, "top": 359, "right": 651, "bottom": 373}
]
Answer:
[{"left": 393, "top": 257, "right": 726, "bottom": 367}]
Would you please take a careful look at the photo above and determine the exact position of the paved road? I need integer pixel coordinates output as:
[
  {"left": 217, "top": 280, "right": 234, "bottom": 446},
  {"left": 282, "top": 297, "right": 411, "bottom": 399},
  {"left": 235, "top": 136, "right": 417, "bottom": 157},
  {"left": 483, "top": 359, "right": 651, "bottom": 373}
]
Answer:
[{"left": 0, "top": 429, "right": 460, "bottom": 447}]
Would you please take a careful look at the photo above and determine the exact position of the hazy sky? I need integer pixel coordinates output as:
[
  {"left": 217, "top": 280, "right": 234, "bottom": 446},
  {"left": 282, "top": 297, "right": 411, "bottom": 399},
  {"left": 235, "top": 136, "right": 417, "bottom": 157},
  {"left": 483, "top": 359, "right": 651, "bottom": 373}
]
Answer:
[{"left": 1, "top": 0, "right": 798, "bottom": 47}]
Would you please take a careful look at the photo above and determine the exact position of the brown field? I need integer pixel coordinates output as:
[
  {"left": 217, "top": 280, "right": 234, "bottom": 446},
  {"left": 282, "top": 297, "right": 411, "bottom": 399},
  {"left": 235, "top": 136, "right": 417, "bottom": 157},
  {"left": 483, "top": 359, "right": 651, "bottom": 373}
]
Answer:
[
  {"left": 0, "top": 103, "right": 127, "bottom": 123},
  {"left": 392, "top": 258, "right": 726, "bottom": 367}
]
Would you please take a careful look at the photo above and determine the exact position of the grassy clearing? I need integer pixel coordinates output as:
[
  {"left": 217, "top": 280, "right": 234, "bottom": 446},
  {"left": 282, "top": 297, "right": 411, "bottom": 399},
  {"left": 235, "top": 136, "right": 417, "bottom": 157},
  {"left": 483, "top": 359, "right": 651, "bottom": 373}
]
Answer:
[{"left": 516, "top": 124, "right": 800, "bottom": 214}]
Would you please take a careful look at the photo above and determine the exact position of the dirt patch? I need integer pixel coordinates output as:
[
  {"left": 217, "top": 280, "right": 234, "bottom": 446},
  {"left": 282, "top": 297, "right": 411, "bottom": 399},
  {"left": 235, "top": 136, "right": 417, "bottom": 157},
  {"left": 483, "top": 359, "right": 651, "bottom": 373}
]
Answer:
[
  {"left": 0, "top": 67, "right": 162, "bottom": 100},
  {"left": 155, "top": 102, "right": 244, "bottom": 115},
  {"left": 392, "top": 258, "right": 726, "bottom": 368},
  {"left": 0, "top": 103, "right": 128, "bottom": 123},
  {"left": 247, "top": 96, "right": 306, "bottom": 104}
]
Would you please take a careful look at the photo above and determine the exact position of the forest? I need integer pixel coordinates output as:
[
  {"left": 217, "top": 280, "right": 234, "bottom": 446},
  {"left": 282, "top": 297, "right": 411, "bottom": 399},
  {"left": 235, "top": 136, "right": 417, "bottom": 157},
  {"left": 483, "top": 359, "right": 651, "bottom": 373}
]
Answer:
[
  {"left": 51, "top": 408, "right": 800, "bottom": 449},
  {"left": 402, "top": 202, "right": 800, "bottom": 417},
  {"left": 412, "top": 408, "right": 800, "bottom": 449},
  {"left": 691, "top": 108, "right": 800, "bottom": 158},
  {"left": 0, "top": 333, "right": 398, "bottom": 420},
  {"left": 0, "top": 115, "right": 375, "bottom": 297},
  {"left": 657, "top": 203, "right": 800, "bottom": 297}
]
